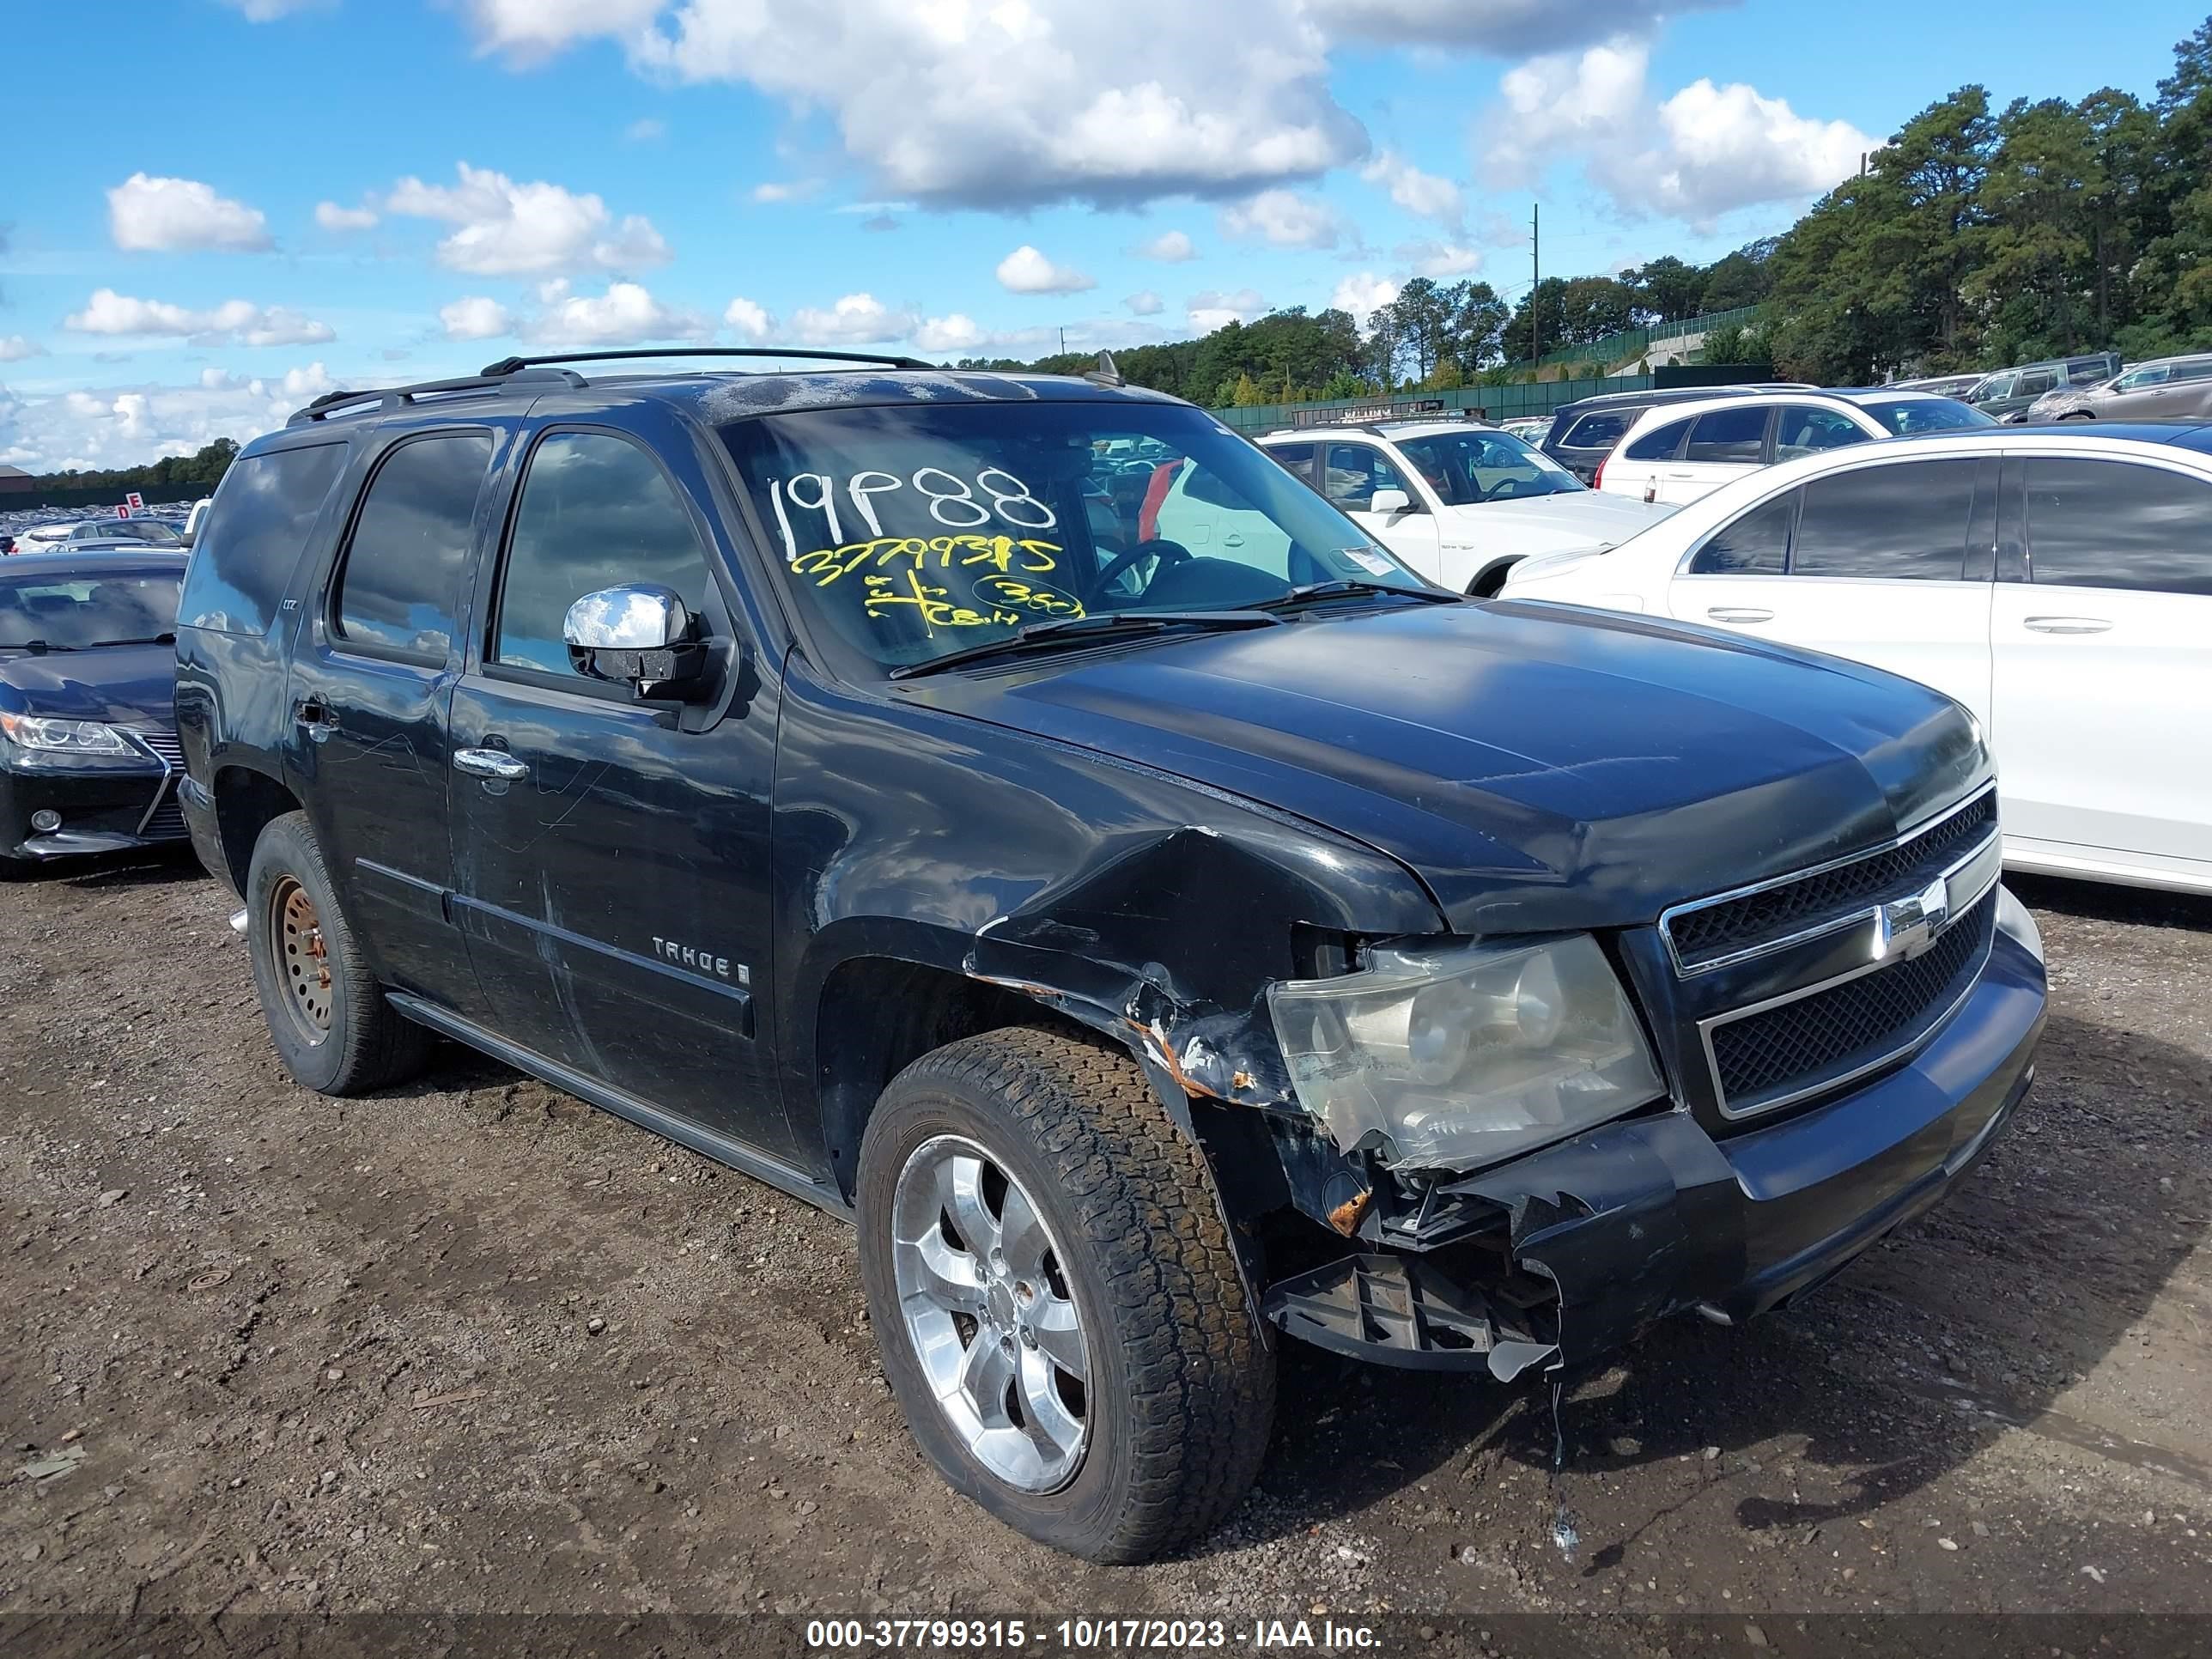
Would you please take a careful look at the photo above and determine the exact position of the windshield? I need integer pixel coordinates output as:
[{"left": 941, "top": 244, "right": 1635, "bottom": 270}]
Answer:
[
  {"left": 0, "top": 573, "right": 181, "bottom": 650},
  {"left": 1859, "top": 397, "right": 1996, "bottom": 435},
  {"left": 720, "top": 401, "right": 1428, "bottom": 676},
  {"left": 1392, "top": 429, "right": 1583, "bottom": 505}
]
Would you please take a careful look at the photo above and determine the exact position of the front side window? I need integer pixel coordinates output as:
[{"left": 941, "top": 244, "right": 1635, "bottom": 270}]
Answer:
[
  {"left": 2025, "top": 459, "right": 2212, "bottom": 596},
  {"left": 1322, "top": 444, "right": 1418, "bottom": 512},
  {"left": 1683, "top": 405, "right": 1768, "bottom": 464},
  {"left": 331, "top": 431, "right": 492, "bottom": 662},
  {"left": 720, "top": 401, "right": 1426, "bottom": 677},
  {"left": 1394, "top": 431, "right": 1583, "bottom": 504},
  {"left": 1624, "top": 417, "right": 1692, "bottom": 462},
  {"left": 1266, "top": 441, "right": 1318, "bottom": 485},
  {"left": 177, "top": 441, "right": 346, "bottom": 635},
  {"left": 1857, "top": 397, "right": 1994, "bottom": 435},
  {"left": 2016, "top": 371, "right": 2057, "bottom": 397},
  {"left": 1691, "top": 493, "right": 1792, "bottom": 575},
  {"left": 493, "top": 431, "right": 717, "bottom": 679},
  {"left": 0, "top": 571, "right": 181, "bottom": 652},
  {"left": 1790, "top": 459, "right": 1978, "bottom": 580},
  {"left": 1773, "top": 405, "right": 1870, "bottom": 459}
]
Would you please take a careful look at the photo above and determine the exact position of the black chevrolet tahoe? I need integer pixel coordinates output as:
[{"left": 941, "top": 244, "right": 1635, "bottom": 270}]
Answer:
[{"left": 174, "top": 349, "right": 2046, "bottom": 1563}]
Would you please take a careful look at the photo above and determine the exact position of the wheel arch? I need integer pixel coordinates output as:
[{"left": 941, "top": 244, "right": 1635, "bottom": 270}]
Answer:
[{"left": 210, "top": 763, "right": 303, "bottom": 893}]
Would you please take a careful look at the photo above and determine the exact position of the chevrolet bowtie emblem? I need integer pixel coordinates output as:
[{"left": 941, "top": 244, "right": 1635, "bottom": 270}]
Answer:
[{"left": 1874, "top": 875, "right": 1951, "bottom": 962}]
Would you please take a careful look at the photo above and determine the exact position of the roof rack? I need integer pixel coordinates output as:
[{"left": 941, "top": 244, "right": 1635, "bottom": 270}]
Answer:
[
  {"left": 477, "top": 347, "right": 934, "bottom": 375},
  {"left": 287, "top": 367, "right": 584, "bottom": 426}
]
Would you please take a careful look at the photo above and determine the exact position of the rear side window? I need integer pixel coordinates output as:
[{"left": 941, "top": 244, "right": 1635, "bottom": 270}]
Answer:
[
  {"left": 493, "top": 431, "right": 715, "bottom": 680},
  {"left": 1560, "top": 411, "right": 1633, "bottom": 451},
  {"left": 1790, "top": 459, "right": 1978, "bottom": 580},
  {"left": 1624, "top": 417, "right": 1691, "bottom": 462},
  {"left": 2025, "top": 459, "right": 2212, "bottom": 595},
  {"left": 1692, "top": 493, "right": 1792, "bottom": 575},
  {"left": 178, "top": 442, "right": 346, "bottom": 635},
  {"left": 331, "top": 432, "right": 493, "bottom": 663},
  {"left": 1684, "top": 406, "right": 1769, "bottom": 464}
]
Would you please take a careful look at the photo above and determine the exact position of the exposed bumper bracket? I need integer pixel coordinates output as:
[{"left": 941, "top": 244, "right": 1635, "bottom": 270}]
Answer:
[{"left": 1261, "top": 1253, "right": 1556, "bottom": 1379}]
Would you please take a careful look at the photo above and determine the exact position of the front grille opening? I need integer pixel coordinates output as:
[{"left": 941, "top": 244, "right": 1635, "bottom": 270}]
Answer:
[
  {"left": 1710, "top": 890, "right": 1996, "bottom": 1114},
  {"left": 1669, "top": 792, "right": 1996, "bottom": 967}
]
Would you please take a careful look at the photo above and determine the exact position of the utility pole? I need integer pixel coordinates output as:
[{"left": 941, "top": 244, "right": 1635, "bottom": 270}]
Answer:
[
  {"left": 1530, "top": 203, "right": 1541, "bottom": 366},
  {"left": 1059, "top": 326, "right": 1066, "bottom": 357}
]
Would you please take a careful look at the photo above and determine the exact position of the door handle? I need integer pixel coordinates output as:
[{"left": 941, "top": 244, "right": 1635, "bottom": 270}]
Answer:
[
  {"left": 2022, "top": 615, "right": 2112, "bottom": 635},
  {"left": 1706, "top": 606, "right": 1774, "bottom": 623},
  {"left": 294, "top": 699, "right": 338, "bottom": 742},
  {"left": 1221, "top": 532, "right": 1245, "bottom": 547},
  {"left": 453, "top": 747, "right": 529, "bottom": 781}
]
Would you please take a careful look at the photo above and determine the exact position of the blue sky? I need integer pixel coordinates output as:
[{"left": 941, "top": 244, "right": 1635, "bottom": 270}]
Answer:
[{"left": 3, "top": 0, "right": 2204, "bottom": 471}]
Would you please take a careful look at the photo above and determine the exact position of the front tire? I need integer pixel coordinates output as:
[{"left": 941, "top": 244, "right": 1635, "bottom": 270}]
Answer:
[
  {"left": 857, "top": 1026, "right": 1275, "bottom": 1562},
  {"left": 244, "top": 811, "right": 431, "bottom": 1095}
]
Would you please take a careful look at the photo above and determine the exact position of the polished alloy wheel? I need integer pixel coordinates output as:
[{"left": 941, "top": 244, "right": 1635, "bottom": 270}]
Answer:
[
  {"left": 269, "top": 875, "right": 333, "bottom": 1042},
  {"left": 889, "top": 1133, "right": 1091, "bottom": 1492}
]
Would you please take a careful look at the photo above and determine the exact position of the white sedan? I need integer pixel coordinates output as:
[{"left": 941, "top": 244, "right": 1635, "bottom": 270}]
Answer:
[
  {"left": 1503, "top": 425, "right": 2212, "bottom": 894},
  {"left": 1153, "top": 420, "right": 1674, "bottom": 597}
]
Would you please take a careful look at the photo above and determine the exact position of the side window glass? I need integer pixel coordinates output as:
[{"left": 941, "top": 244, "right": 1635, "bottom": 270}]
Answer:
[
  {"left": 1684, "top": 406, "right": 1768, "bottom": 464},
  {"left": 1564, "top": 412, "right": 1632, "bottom": 451},
  {"left": 1624, "top": 417, "right": 1691, "bottom": 462},
  {"left": 1773, "top": 405, "right": 1869, "bottom": 461},
  {"left": 1266, "top": 442, "right": 1317, "bottom": 485},
  {"left": 2172, "top": 359, "right": 2212, "bottom": 383},
  {"left": 2017, "top": 371, "right": 2057, "bottom": 396},
  {"left": 178, "top": 442, "right": 346, "bottom": 635},
  {"left": 1323, "top": 444, "right": 1413, "bottom": 511},
  {"left": 1790, "top": 459, "right": 1978, "bottom": 580},
  {"left": 494, "top": 431, "right": 715, "bottom": 678},
  {"left": 331, "top": 432, "right": 492, "bottom": 662},
  {"left": 1692, "top": 492, "right": 1792, "bottom": 575},
  {"left": 2025, "top": 459, "right": 2212, "bottom": 595}
]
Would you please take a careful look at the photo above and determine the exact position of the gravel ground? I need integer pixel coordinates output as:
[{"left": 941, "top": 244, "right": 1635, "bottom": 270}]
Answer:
[{"left": 0, "top": 856, "right": 2207, "bottom": 1648}]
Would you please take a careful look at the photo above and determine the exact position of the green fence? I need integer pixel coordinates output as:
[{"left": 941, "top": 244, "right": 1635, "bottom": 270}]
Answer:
[
  {"left": 1210, "top": 374, "right": 1651, "bottom": 434},
  {"left": 1528, "top": 302, "right": 1767, "bottom": 373}
]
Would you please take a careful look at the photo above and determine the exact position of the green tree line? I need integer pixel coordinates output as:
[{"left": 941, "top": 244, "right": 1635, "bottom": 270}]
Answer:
[{"left": 27, "top": 437, "right": 237, "bottom": 494}]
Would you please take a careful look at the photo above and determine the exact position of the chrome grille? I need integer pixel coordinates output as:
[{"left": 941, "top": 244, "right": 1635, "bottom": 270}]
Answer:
[
  {"left": 129, "top": 726, "right": 184, "bottom": 767},
  {"left": 1708, "top": 890, "right": 1995, "bottom": 1110},
  {"left": 1665, "top": 790, "right": 1997, "bottom": 971},
  {"left": 125, "top": 726, "right": 187, "bottom": 840}
]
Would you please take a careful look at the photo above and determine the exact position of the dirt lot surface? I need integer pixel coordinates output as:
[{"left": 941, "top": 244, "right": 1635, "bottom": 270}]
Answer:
[{"left": 2, "top": 856, "right": 2209, "bottom": 1650}]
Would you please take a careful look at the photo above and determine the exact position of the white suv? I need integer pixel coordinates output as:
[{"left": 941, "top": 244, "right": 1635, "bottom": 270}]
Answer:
[
  {"left": 1596, "top": 390, "right": 1994, "bottom": 507},
  {"left": 1154, "top": 420, "right": 1674, "bottom": 597}
]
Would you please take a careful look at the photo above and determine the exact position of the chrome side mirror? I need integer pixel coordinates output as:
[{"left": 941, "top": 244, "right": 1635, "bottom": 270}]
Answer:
[{"left": 562, "top": 584, "right": 707, "bottom": 699}]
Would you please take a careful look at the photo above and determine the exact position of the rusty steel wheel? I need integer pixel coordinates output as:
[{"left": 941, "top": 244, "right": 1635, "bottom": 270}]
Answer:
[{"left": 268, "top": 873, "right": 334, "bottom": 1042}]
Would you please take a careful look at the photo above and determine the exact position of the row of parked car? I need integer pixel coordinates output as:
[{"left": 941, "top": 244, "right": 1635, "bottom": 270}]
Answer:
[{"left": 0, "top": 342, "right": 2152, "bottom": 1568}]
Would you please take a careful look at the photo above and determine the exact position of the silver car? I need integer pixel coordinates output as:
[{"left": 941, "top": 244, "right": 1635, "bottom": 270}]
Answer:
[{"left": 2026, "top": 352, "right": 2212, "bottom": 422}]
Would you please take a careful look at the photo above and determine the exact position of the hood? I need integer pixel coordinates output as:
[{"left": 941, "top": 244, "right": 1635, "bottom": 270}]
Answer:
[
  {"left": 1437, "top": 490, "right": 1674, "bottom": 556},
  {"left": 903, "top": 602, "right": 1986, "bottom": 936},
  {"left": 0, "top": 641, "right": 178, "bottom": 727}
]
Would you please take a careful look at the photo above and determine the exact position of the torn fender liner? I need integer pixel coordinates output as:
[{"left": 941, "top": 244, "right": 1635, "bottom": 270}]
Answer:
[
  {"left": 1444, "top": 1112, "right": 1742, "bottom": 1371},
  {"left": 1261, "top": 1254, "right": 1553, "bottom": 1379}
]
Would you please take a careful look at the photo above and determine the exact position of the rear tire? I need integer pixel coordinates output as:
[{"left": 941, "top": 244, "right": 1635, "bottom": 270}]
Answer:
[
  {"left": 857, "top": 1026, "right": 1275, "bottom": 1563},
  {"left": 244, "top": 811, "right": 431, "bottom": 1095},
  {"left": 2058, "top": 411, "right": 2094, "bottom": 422}
]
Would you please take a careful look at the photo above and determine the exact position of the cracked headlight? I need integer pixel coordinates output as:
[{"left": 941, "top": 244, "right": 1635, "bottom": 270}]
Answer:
[
  {"left": 1267, "top": 934, "right": 1665, "bottom": 1171},
  {"left": 0, "top": 713, "right": 137, "bottom": 756}
]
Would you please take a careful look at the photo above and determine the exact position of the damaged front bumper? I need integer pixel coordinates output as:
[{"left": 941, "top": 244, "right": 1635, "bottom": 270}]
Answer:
[{"left": 1261, "top": 917, "right": 2045, "bottom": 1378}]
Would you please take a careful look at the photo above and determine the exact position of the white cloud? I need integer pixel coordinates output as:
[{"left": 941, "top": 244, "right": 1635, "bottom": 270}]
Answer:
[
  {"left": 1361, "top": 150, "right": 1462, "bottom": 227},
  {"left": 0, "top": 364, "right": 352, "bottom": 473},
  {"left": 526, "top": 281, "right": 711, "bottom": 347},
  {"left": 995, "top": 246, "right": 1097, "bottom": 296},
  {"left": 459, "top": 0, "right": 1364, "bottom": 210},
  {"left": 1397, "top": 240, "right": 1482, "bottom": 278},
  {"left": 1124, "top": 291, "right": 1164, "bottom": 316},
  {"left": 217, "top": 0, "right": 332, "bottom": 19},
  {"left": 1483, "top": 38, "right": 1871, "bottom": 229},
  {"left": 751, "top": 180, "right": 819, "bottom": 204},
  {"left": 107, "top": 173, "right": 272, "bottom": 253},
  {"left": 1218, "top": 189, "right": 1345, "bottom": 250},
  {"left": 723, "top": 296, "right": 775, "bottom": 340},
  {"left": 314, "top": 200, "right": 379, "bottom": 232},
  {"left": 62, "top": 289, "right": 335, "bottom": 348},
  {"left": 1187, "top": 288, "right": 1267, "bottom": 332},
  {"left": 382, "top": 162, "right": 671, "bottom": 276},
  {"left": 1133, "top": 230, "right": 1196, "bottom": 262},
  {"left": 787, "top": 292, "right": 917, "bottom": 346},
  {"left": 440, "top": 295, "right": 512, "bottom": 341},
  {"left": 0, "top": 337, "right": 45, "bottom": 362},
  {"left": 1331, "top": 272, "right": 1400, "bottom": 322},
  {"left": 915, "top": 314, "right": 985, "bottom": 354},
  {"left": 1298, "top": 0, "right": 1731, "bottom": 53},
  {"left": 623, "top": 117, "right": 667, "bottom": 143}
]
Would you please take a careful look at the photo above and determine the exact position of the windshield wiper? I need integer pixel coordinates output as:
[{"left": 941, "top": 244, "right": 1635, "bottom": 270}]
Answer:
[
  {"left": 100, "top": 633, "right": 177, "bottom": 647},
  {"left": 0, "top": 640, "right": 69, "bottom": 653},
  {"left": 890, "top": 609, "right": 1284, "bottom": 680},
  {"left": 1257, "top": 579, "right": 1466, "bottom": 612}
]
